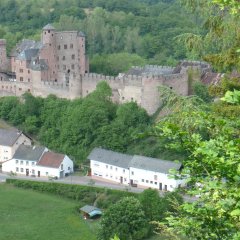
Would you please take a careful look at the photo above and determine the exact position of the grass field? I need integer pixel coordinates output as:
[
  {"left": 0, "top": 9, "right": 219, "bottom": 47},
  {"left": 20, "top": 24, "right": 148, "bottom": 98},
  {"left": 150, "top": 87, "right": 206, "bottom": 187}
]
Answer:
[{"left": 0, "top": 184, "right": 97, "bottom": 240}]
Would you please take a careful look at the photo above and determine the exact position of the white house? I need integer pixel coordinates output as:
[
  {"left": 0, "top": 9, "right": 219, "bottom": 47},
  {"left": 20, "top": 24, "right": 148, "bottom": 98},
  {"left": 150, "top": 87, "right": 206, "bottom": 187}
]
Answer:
[
  {"left": 0, "top": 128, "right": 32, "bottom": 163},
  {"left": 2, "top": 144, "right": 74, "bottom": 178},
  {"left": 129, "top": 155, "right": 184, "bottom": 192},
  {"left": 36, "top": 151, "right": 74, "bottom": 178},
  {"left": 89, "top": 148, "right": 186, "bottom": 192},
  {"left": 89, "top": 148, "right": 132, "bottom": 184}
]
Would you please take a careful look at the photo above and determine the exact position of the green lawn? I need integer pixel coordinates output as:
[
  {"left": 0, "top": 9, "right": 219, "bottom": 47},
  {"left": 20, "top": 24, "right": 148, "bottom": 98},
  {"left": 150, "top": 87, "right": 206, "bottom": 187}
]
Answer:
[{"left": 0, "top": 184, "right": 97, "bottom": 240}]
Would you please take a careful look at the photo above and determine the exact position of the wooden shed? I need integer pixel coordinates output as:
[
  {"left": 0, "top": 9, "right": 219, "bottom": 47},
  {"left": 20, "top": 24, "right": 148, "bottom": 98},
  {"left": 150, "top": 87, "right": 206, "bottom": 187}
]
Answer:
[{"left": 80, "top": 205, "right": 102, "bottom": 219}]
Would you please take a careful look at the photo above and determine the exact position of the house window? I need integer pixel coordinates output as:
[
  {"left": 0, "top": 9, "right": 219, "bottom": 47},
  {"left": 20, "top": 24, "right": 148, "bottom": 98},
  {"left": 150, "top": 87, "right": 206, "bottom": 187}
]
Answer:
[
  {"left": 122, "top": 97, "right": 125, "bottom": 100},
  {"left": 62, "top": 56, "right": 65, "bottom": 60},
  {"left": 146, "top": 180, "right": 149, "bottom": 183},
  {"left": 61, "top": 164, "right": 63, "bottom": 170},
  {"left": 16, "top": 167, "right": 19, "bottom": 172},
  {"left": 70, "top": 44, "right": 73, "bottom": 49},
  {"left": 68, "top": 167, "right": 70, "bottom": 170},
  {"left": 46, "top": 172, "right": 48, "bottom": 176},
  {"left": 110, "top": 166, "right": 112, "bottom": 170},
  {"left": 150, "top": 181, "right": 153, "bottom": 184},
  {"left": 123, "top": 169, "right": 125, "bottom": 173},
  {"left": 58, "top": 45, "right": 60, "bottom": 50},
  {"left": 106, "top": 165, "right": 108, "bottom": 168},
  {"left": 115, "top": 167, "right": 118, "bottom": 171},
  {"left": 20, "top": 77, "right": 23, "bottom": 82},
  {"left": 20, "top": 168, "right": 24, "bottom": 173},
  {"left": 142, "top": 179, "right": 144, "bottom": 182},
  {"left": 71, "top": 54, "right": 75, "bottom": 60},
  {"left": 15, "top": 160, "right": 19, "bottom": 164},
  {"left": 71, "top": 64, "right": 75, "bottom": 70},
  {"left": 32, "top": 169, "right": 35, "bottom": 174},
  {"left": 154, "top": 175, "right": 157, "bottom": 180},
  {"left": 124, "top": 178, "right": 127, "bottom": 182},
  {"left": 20, "top": 69, "right": 23, "bottom": 73},
  {"left": 63, "top": 65, "right": 66, "bottom": 70},
  {"left": 26, "top": 161, "right": 29, "bottom": 166},
  {"left": 57, "top": 56, "right": 59, "bottom": 61},
  {"left": 32, "top": 162, "right": 35, "bottom": 165},
  {"left": 28, "top": 70, "right": 30, "bottom": 74},
  {"left": 20, "top": 161, "right": 23, "bottom": 165},
  {"left": 155, "top": 182, "right": 157, "bottom": 185},
  {"left": 131, "top": 171, "right": 134, "bottom": 175},
  {"left": 64, "top": 44, "right": 67, "bottom": 49}
]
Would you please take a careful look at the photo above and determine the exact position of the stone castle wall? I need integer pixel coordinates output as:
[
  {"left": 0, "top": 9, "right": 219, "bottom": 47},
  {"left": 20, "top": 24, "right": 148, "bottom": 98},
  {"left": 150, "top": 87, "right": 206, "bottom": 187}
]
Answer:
[{"left": 0, "top": 69, "right": 189, "bottom": 115}]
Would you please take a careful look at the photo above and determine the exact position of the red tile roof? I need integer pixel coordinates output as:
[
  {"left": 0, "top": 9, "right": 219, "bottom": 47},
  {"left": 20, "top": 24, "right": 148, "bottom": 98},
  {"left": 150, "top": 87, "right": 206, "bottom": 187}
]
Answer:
[{"left": 37, "top": 152, "right": 65, "bottom": 168}]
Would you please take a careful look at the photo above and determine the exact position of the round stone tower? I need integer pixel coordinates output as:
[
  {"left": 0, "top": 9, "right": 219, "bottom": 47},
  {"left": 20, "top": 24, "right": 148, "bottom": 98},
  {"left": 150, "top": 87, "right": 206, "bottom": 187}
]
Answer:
[
  {"left": 0, "top": 39, "right": 8, "bottom": 70},
  {"left": 69, "top": 73, "right": 82, "bottom": 99},
  {"left": 41, "top": 24, "right": 56, "bottom": 45}
]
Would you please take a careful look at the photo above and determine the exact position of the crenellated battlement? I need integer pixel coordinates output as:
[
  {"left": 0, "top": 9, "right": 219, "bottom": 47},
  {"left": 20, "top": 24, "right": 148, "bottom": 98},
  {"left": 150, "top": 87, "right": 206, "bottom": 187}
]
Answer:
[{"left": 43, "top": 80, "right": 69, "bottom": 88}]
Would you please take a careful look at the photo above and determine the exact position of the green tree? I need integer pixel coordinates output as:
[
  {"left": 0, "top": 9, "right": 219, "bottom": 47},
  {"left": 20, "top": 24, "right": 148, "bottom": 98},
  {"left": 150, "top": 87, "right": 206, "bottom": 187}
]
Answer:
[
  {"left": 192, "top": 81, "right": 212, "bottom": 103},
  {"left": 98, "top": 197, "right": 149, "bottom": 240},
  {"left": 153, "top": 89, "right": 240, "bottom": 240},
  {"left": 139, "top": 188, "right": 163, "bottom": 222}
]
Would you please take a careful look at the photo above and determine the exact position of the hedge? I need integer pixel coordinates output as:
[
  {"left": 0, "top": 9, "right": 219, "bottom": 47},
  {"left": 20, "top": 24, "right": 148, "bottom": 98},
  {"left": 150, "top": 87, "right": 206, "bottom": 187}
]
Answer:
[{"left": 6, "top": 179, "right": 135, "bottom": 208}]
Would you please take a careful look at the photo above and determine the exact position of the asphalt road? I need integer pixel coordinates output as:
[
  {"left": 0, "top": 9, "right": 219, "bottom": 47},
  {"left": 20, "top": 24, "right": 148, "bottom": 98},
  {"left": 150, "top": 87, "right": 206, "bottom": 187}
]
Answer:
[{"left": 0, "top": 172, "right": 197, "bottom": 202}]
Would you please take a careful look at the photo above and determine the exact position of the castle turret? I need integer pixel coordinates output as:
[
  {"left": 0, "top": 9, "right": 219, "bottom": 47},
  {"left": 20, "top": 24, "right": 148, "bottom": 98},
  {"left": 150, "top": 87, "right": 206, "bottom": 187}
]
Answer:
[
  {"left": 41, "top": 24, "right": 56, "bottom": 45},
  {"left": 40, "top": 24, "right": 57, "bottom": 81},
  {"left": 0, "top": 39, "right": 9, "bottom": 71}
]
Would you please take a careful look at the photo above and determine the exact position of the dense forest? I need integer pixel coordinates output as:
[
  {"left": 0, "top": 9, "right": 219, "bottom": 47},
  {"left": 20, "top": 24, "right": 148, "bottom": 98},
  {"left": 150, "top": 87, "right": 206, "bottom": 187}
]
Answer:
[{"left": 0, "top": 0, "right": 201, "bottom": 73}]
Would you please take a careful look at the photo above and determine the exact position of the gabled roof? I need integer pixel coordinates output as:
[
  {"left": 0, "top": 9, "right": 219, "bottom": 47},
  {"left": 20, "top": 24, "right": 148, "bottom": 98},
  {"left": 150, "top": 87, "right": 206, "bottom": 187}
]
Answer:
[
  {"left": 0, "top": 129, "right": 22, "bottom": 146},
  {"left": 78, "top": 31, "right": 85, "bottom": 37},
  {"left": 18, "top": 49, "right": 39, "bottom": 61},
  {"left": 88, "top": 148, "right": 133, "bottom": 169},
  {"left": 11, "top": 39, "right": 42, "bottom": 57},
  {"left": 13, "top": 145, "right": 46, "bottom": 161},
  {"left": 43, "top": 24, "right": 55, "bottom": 30},
  {"left": 37, "top": 152, "right": 65, "bottom": 168},
  {"left": 129, "top": 155, "right": 182, "bottom": 174},
  {"left": 126, "top": 65, "right": 174, "bottom": 76}
]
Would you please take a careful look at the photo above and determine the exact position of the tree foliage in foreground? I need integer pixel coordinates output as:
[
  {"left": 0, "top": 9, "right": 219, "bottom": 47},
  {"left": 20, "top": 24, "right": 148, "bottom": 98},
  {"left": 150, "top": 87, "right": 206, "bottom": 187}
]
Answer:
[
  {"left": 98, "top": 197, "right": 148, "bottom": 240},
  {"left": 153, "top": 88, "right": 240, "bottom": 240}
]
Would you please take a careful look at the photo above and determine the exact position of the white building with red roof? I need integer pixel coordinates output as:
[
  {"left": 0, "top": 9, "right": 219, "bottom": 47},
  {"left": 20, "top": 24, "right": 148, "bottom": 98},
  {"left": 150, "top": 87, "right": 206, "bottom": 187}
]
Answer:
[{"left": 2, "top": 144, "right": 73, "bottom": 178}]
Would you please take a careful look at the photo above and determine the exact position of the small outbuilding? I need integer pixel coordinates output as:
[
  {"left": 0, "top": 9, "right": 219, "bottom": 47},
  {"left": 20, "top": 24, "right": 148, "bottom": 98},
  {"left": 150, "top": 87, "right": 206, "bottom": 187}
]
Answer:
[{"left": 80, "top": 205, "right": 102, "bottom": 219}]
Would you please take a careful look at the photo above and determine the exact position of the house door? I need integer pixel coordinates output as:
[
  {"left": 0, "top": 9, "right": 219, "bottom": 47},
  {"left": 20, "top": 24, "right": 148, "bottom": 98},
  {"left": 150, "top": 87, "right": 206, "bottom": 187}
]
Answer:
[
  {"left": 159, "top": 183, "right": 162, "bottom": 190},
  {"left": 164, "top": 185, "right": 167, "bottom": 191},
  {"left": 130, "top": 179, "right": 133, "bottom": 186},
  {"left": 120, "top": 176, "right": 123, "bottom": 184},
  {"left": 26, "top": 169, "right": 29, "bottom": 176},
  {"left": 38, "top": 171, "right": 40, "bottom": 177}
]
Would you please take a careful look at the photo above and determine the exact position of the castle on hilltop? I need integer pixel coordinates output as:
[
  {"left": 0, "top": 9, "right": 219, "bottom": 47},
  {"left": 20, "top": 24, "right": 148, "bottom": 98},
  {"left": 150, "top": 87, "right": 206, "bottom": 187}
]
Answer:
[{"left": 0, "top": 24, "right": 211, "bottom": 114}]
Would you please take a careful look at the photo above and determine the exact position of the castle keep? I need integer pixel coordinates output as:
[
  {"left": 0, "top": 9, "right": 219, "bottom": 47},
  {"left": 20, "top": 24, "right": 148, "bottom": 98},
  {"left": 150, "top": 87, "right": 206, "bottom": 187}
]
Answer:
[{"left": 0, "top": 24, "right": 211, "bottom": 114}]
